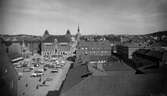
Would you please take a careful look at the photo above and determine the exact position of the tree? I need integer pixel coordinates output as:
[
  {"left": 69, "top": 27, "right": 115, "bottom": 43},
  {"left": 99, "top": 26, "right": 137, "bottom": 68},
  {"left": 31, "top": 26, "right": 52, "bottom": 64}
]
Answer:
[
  {"left": 37, "top": 42, "right": 42, "bottom": 55},
  {"left": 67, "top": 56, "right": 76, "bottom": 62}
]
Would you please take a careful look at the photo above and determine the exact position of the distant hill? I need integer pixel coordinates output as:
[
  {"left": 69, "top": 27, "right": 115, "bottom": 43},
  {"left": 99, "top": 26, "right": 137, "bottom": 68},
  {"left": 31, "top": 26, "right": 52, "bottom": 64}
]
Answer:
[
  {"left": 0, "top": 34, "right": 41, "bottom": 37},
  {"left": 146, "top": 31, "right": 167, "bottom": 46},
  {"left": 146, "top": 31, "right": 167, "bottom": 37},
  {"left": 0, "top": 34, "right": 42, "bottom": 42}
]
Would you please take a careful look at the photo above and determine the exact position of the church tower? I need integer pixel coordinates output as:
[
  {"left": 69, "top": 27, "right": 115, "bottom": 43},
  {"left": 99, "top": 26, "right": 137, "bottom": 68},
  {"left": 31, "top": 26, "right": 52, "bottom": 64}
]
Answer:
[
  {"left": 65, "top": 29, "right": 72, "bottom": 42},
  {"left": 76, "top": 24, "right": 81, "bottom": 41},
  {"left": 77, "top": 24, "right": 80, "bottom": 33},
  {"left": 43, "top": 30, "right": 50, "bottom": 40}
]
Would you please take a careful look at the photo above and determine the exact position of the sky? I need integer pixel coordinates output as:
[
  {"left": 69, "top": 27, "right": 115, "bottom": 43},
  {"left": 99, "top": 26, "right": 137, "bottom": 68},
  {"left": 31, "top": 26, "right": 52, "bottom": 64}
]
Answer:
[{"left": 0, "top": 0, "right": 167, "bottom": 35}]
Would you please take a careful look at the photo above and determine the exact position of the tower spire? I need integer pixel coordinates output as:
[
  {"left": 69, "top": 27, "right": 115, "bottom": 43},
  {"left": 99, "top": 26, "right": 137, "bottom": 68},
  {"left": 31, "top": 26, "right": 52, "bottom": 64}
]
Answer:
[{"left": 77, "top": 24, "right": 80, "bottom": 33}]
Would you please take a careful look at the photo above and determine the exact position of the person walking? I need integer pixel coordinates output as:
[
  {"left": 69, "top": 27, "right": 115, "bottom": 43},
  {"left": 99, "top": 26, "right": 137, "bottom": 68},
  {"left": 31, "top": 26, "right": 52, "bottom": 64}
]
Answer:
[
  {"left": 39, "top": 77, "right": 42, "bottom": 82},
  {"left": 42, "top": 80, "right": 46, "bottom": 85},
  {"left": 36, "top": 85, "right": 39, "bottom": 89},
  {"left": 25, "top": 83, "right": 28, "bottom": 87}
]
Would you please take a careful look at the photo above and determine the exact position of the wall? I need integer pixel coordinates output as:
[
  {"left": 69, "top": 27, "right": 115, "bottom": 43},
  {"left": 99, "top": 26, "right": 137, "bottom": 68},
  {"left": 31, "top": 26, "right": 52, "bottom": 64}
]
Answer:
[{"left": 8, "top": 43, "right": 22, "bottom": 59}]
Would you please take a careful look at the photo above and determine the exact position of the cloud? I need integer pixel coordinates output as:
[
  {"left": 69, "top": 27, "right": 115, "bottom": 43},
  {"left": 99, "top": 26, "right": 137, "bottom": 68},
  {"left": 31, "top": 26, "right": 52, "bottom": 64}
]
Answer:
[{"left": 1, "top": 0, "right": 167, "bottom": 35}]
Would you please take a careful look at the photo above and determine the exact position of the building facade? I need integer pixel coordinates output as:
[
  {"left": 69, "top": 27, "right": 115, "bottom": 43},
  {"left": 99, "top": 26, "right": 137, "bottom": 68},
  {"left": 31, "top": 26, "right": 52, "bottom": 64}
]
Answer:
[
  {"left": 113, "top": 45, "right": 142, "bottom": 59},
  {"left": 76, "top": 40, "right": 112, "bottom": 64},
  {"left": 4, "top": 36, "right": 41, "bottom": 59},
  {"left": 132, "top": 49, "right": 167, "bottom": 68},
  {"left": 42, "top": 30, "right": 72, "bottom": 59}
]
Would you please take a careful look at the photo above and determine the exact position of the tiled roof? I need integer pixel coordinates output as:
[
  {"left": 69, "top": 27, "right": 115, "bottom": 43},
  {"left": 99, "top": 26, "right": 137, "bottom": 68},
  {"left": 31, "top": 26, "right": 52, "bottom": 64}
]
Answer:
[
  {"left": 60, "top": 72, "right": 165, "bottom": 96},
  {"left": 60, "top": 65, "right": 89, "bottom": 93},
  {"left": 43, "top": 35, "right": 71, "bottom": 43}
]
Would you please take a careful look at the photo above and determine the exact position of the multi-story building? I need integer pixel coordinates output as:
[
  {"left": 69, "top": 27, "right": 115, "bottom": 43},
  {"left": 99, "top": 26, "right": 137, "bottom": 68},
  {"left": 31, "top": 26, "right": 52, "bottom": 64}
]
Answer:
[
  {"left": 76, "top": 40, "right": 112, "bottom": 64},
  {"left": 80, "top": 35, "right": 106, "bottom": 42},
  {"left": 42, "top": 30, "right": 72, "bottom": 59},
  {"left": 113, "top": 45, "right": 144, "bottom": 59},
  {"left": 4, "top": 36, "right": 41, "bottom": 59},
  {"left": 132, "top": 49, "right": 167, "bottom": 68},
  {"left": 57, "top": 43, "right": 72, "bottom": 57},
  {"left": 0, "top": 38, "right": 18, "bottom": 96}
]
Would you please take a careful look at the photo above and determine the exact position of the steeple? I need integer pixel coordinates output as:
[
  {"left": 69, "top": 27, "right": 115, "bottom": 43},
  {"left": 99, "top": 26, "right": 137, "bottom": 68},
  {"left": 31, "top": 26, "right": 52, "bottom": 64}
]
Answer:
[
  {"left": 77, "top": 24, "right": 80, "bottom": 33},
  {"left": 43, "top": 29, "right": 50, "bottom": 39},
  {"left": 65, "top": 29, "right": 71, "bottom": 41},
  {"left": 76, "top": 24, "right": 81, "bottom": 41},
  {"left": 66, "top": 29, "right": 71, "bottom": 35}
]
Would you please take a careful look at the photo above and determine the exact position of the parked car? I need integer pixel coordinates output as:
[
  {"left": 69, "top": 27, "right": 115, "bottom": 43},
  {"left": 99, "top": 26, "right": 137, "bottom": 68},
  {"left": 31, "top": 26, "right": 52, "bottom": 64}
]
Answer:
[
  {"left": 30, "top": 73, "right": 44, "bottom": 77},
  {"left": 30, "top": 66, "right": 35, "bottom": 70},
  {"left": 34, "top": 69, "right": 44, "bottom": 73},
  {"left": 44, "top": 64, "right": 56, "bottom": 68},
  {"left": 31, "top": 73, "right": 37, "bottom": 77},
  {"left": 23, "top": 68, "right": 32, "bottom": 72},
  {"left": 60, "top": 60, "right": 65, "bottom": 63},
  {"left": 51, "top": 69, "right": 58, "bottom": 73},
  {"left": 34, "top": 64, "right": 40, "bottom": 67},
  {"left": 56, "top": 64, "right": 63, "bottom": 68},
  {"left": 45, "top": 78, "right": 53, "bottom": 81},
  {"left": 15, "top": 64, "right": 22, "bottom": 68},
  {"left": 43, "top": 67, "right": 47, "bottom": 71},
  {"left": 18, "top": 72, "right": 23, "bottom": 80}
]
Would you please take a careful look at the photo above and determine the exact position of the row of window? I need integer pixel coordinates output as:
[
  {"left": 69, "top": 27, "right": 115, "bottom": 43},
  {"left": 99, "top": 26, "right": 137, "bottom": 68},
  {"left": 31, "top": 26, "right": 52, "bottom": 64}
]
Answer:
[
  {"left": 42, "top": 48, "right": 70, "bottom": 52},
  {"left": 79, "top": 47, "right": 111, "bottom": 50},
  {"left": 43, "top": 49, "right": 57, "bottom": 52},
  {"left": 78, "top": 51, "right": 111, "bottom": 55},
  {"left": 42, "top": 47, "right": 56, "bottom": 51},
  {"left": 42, "top": 51, "right": 70, "bottom": 56}
]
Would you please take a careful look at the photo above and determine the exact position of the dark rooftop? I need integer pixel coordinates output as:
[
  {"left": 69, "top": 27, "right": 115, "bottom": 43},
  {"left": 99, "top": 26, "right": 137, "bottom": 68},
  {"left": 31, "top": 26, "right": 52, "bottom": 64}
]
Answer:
[
  {"left": 43, "top": 35, "right": 71, "bottom": 43},
  {"left": 134, "top": 49, "right": 166, "bottom": 60},
  {"left": 60, "top": 65, "right": 89, "bottom": 94},
  {"left": 78, "top": 40, "right": 111, "bottom": 47},
  {"left": 60, "top": 72, "right": 166, "bottom": 96}
]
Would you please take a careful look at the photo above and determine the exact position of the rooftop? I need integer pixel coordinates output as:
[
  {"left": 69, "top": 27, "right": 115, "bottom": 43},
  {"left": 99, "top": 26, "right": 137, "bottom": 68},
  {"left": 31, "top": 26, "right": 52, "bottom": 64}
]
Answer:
[
  {"left": 43, "top": 35, "right": 71, "bottom": 43},
  {"left": 103, "top": 61, "right": 135, "bottom": 71},
  {"left": 78, "top": 40, "right": 111, "bottom": 47},
  {"left": 60, "top": 65, "right": 89, "bottom": 94},
  {"left": 60, "top": 71, "right": 166, "bottom": 96},
  {"left": 134, "top": 49, "right": 166, "bottom": 60}
]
